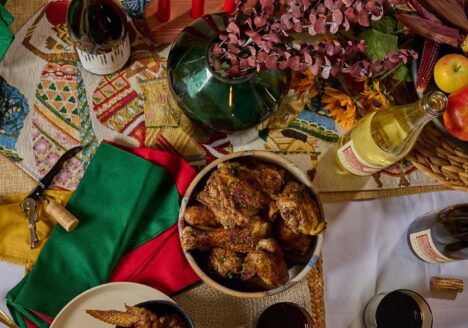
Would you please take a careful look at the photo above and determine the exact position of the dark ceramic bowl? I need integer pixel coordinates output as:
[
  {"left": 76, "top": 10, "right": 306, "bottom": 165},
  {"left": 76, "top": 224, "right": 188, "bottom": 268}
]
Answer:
[
  {"left": 117, "top": 300, "right": 195, "bottom": 328},
  {"left": 411, "top": 37, "right": 468, "bottom": 153}
]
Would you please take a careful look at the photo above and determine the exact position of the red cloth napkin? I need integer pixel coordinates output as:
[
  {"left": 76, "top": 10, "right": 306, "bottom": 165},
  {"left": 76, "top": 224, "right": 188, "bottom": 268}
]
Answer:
[{"left": 24, "top": 144, "right": 200, "bottom": 327}]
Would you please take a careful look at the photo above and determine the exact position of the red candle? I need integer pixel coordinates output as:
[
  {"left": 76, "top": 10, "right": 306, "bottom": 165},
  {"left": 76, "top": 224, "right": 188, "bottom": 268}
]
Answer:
[
  {"left": 45, "top": 0, "right": 69, "bottom": 26},
  {"left": 156, "top": 0, "right": 171, "bottom": 22},
  {"left": 224, "top": 0, "right": 236, "bottom": 14},
  {"left": 191, "top": 0, "right": 205, "bottom": 19}
]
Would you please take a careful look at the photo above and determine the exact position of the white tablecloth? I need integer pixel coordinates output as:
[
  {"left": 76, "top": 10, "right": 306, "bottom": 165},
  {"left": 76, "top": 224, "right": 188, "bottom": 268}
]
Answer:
[
  {"left": 323, "top": 191, "right": 468, "bottom": 328},
  {"left": 1, "top": 191, "right": 467, "bottom": 327}
]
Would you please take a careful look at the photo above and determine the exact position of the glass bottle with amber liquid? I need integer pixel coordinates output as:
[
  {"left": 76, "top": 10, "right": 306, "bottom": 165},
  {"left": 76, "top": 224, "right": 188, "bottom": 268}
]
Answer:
[
  {"left": 408, "top": 204, "right": 468, "bottom": 263},
  {"left": 335, "top": 91, "right": 447, "bottom": 176},
  {"left": 67, "top": 0, "right": 130, "bottom": 75}
]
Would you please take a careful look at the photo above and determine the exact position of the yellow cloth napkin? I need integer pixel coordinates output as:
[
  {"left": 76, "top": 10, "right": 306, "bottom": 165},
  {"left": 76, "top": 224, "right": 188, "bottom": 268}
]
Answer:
[{"left": 0, "top": 190, "right": 72, "bottom": 270}]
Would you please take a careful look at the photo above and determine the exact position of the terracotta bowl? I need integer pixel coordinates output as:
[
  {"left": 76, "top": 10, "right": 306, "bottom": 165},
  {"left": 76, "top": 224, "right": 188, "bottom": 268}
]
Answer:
[{"left": 178, "top": 150, "right": 325, "bottom": 298}]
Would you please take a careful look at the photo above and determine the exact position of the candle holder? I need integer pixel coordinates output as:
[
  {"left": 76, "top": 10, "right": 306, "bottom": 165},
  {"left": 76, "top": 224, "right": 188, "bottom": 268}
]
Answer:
[{"left": 143, "top": 0, "right": 256, "bottom": 44}]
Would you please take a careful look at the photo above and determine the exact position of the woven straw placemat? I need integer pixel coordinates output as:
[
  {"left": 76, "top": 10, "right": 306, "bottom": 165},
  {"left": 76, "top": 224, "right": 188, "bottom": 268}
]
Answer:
[
  {"left": 319, "top": 184, "right": 448, "bottom": 202},
  {"left": 0, "top": 156, "right": 35, "bottom": 196},
  {"left": 5, "top": 0, "right": 47, "bottom": 33},
  {"left": 175, "top": 257, "right": 325, "bottom": 328}
]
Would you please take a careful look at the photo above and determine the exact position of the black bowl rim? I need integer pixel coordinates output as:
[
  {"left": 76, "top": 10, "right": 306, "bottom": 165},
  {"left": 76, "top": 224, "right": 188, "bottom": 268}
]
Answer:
[{"left": 117, "top": 300, "right": 195, "bottom": 328}]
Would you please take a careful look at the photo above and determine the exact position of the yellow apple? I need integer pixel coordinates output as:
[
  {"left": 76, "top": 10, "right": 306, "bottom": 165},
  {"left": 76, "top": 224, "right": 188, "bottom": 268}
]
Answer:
[{"left": 433, "top": 54, "right": 468, "bottom": 93}]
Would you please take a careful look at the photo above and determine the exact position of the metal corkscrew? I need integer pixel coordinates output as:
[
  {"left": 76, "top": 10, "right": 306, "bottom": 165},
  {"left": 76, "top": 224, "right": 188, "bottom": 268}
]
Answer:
[{"left": 20, "top": 146, "right": 82, "bottom": 248}]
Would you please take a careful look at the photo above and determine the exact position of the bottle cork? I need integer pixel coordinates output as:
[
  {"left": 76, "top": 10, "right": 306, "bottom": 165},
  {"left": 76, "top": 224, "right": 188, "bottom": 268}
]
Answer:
[
  {"left": 430, "top": 277, "right": 464, "bottom": 293},
  {"left": 46, "top": 201, "right": 79, "bottom": 232}
]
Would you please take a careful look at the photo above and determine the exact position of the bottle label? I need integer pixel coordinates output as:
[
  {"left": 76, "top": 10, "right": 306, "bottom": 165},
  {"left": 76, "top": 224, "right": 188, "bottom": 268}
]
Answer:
[
  {"left": 75, "top": 34, "right": 130, "bottom": 75},
  {"left": 409, "top": 229, "right": 454, "bottom": 263},
  {"left": 337, "top": 140, "right": 381, "bottom": 176}
]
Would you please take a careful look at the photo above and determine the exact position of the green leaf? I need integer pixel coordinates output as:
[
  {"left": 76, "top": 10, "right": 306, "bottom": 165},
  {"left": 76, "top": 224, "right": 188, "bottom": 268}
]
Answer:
[
  {"left": 396, "top": 20, "right": 405, "bottom": 32},
  {"left": 393, "top": 65, "right": 411, "bottom": 82},
  {"left": 359, "top": 29, "right": 398, "bottom": 61},
  {"left": 371, "top": 16, "right": 396, "bottom": 34}
]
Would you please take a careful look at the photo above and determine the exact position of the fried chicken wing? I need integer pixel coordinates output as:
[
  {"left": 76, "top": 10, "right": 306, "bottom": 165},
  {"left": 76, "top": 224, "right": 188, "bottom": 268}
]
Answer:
[
  {"left": 86, "top": 305, "right": 158, "bottom": 328},
  {"left": 275, "top": 181, "right": 326, "bottom": 235},
  {"left": 181, "top": 217, "right": 271, "bottom": 253},
  {"left": 86, "top": 309, "right": 138, "bottom": 327},
  {"left": 246, "top": 159, "right": 285, "bottom": 195},
  {"left": 207, "top": 247, "right": 244, "bottom": 279},
  {"left": 241, "top": 239, "right": 289, "bottom": 288},
  {"left": 197, "top": 162, "right": 270, "bottom": 227},
  {"left": 276, "top": 219, "right": 315, "bottom": 263},
  {"left": 183, "top": 205, "right": 219, "bottom": 228}
]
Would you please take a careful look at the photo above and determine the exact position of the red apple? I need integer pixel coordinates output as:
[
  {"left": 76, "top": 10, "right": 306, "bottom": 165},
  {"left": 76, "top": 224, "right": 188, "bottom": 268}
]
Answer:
[
  {"left": 443, "top": 86, "right": 468, "bottom": 141},
  {"left": 434, "top": 54, "right": 468, "bottom": 93}
]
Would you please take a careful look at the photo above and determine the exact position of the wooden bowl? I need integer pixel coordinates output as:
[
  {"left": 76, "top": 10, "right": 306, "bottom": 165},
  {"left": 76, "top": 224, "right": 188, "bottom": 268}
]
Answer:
[{"left": 178, "top": 150, "right": 325, "bottom": 298}]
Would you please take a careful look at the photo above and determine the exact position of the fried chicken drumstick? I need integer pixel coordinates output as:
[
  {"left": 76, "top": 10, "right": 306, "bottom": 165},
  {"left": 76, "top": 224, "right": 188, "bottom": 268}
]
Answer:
[
  {"left": 181, "top": 217, "right": 271, "bottom": 253},
  {"left": 183, "top": 205, "right": 219, "bottom": 228}
]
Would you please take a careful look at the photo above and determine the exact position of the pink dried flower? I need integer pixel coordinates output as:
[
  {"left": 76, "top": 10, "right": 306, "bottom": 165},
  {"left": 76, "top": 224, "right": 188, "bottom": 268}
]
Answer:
[{"left": 213, "top": 0, "right": 417, "bottom": 80}]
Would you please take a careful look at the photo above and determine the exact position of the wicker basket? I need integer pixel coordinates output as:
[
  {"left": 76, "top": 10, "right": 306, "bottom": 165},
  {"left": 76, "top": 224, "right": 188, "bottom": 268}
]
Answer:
[
  {"left": 307, "top": 256, "right": 326, "bottom": 328},
  {"left": 408, "top": 125, "right": 468, "bottom": 192}
]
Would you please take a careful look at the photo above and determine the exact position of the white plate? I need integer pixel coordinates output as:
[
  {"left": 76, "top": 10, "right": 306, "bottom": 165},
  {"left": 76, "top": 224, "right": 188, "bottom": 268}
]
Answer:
[{"left": 51, "top": 282, "right": 173, "bottom": 328}]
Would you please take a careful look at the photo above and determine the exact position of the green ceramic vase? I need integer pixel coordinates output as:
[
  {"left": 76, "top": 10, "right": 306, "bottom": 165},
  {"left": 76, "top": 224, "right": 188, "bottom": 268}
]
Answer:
[{"left": 167, "top": 13, "right": 290, "bottom": 133}]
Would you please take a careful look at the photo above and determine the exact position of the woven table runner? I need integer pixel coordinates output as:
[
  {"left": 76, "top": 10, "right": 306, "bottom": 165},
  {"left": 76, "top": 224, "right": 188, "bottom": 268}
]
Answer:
[{"left": 0, "top": 0, "right": 445, "bottom": 201}]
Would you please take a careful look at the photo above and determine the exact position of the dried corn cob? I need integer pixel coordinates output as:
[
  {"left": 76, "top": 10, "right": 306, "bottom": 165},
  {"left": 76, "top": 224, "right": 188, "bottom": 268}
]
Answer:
[
  {"left": 416, "top": 38, "right": 440, "bottom": 94},
  {"left": 462, "top": 35, "right": 468, "bottom": 53},
  {"left": 421, "top": 0, "right": 468, "bottom": 33}
]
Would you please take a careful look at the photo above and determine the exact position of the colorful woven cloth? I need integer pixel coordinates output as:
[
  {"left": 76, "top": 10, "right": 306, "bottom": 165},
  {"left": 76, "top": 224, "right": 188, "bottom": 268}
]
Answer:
[
  {"left": 6, "top": 142, "right": 200, "bottom": 328},
  {"left": 0, "top": 3, "right": 441, "bottom": 201},
  {"left": 121, "top": 0, "right": 149, "bottom": 18},
  {"left": 0, "top": 190, "right": 72, "bottom": 270}
]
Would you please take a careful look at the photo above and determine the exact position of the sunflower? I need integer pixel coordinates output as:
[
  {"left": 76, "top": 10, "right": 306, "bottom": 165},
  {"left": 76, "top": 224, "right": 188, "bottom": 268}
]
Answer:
[
  {"left": 322, "top": 87, "right": 357, "bottom": 131},
  {"left": 361, "top": 80, "right": 390, "bottom": 111},
  {"left": 291, "top": 70, "right": 318, "bottom": 100}
]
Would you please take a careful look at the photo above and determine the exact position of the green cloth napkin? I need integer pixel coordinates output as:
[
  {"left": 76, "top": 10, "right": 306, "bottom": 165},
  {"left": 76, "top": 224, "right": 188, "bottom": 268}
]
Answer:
[
  {"left": 7, "top": 142, "right": 180, "bottom": 327},
  {"left": 0, "top": 0, "right": 14, "bottom": 61}
]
